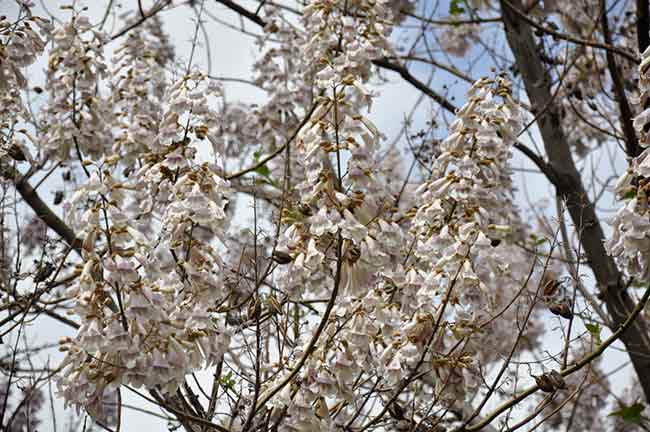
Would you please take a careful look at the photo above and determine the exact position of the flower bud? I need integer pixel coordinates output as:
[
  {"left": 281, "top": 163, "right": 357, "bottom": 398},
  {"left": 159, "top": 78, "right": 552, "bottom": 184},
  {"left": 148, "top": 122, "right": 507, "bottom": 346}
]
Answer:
[{"left": 272, "top": 250, "right": 293, "bottom": 265}]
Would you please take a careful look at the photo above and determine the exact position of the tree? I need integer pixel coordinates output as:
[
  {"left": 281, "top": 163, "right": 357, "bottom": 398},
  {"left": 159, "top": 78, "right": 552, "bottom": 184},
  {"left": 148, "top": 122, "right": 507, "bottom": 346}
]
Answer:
[{"left": 2, "top": 0, "right": 650, "bottom": 430}]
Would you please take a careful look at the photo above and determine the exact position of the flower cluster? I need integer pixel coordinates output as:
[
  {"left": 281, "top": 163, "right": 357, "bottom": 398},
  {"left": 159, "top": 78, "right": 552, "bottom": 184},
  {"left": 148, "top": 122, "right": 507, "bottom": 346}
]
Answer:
[
  {"left": 249, "top": 2, "right": 542, "bottom": 430},
  {"left": 607, "top": 46, "right": 650, "bottom": 278},
  {"left": 41, "top": 9, "right": 112, "bottom": 159},
  {"left": 410, "top": 76, "right": 540, "bottom": 404},
  {"left": 0, "top": 9, "right": 49, "bottom": 162},
  {"left": 273, "top": 0, "right": 398, "bottom": 301},
  {"left": 261, "top": 1, "right": 418, "bottom": 429},
  {"left": 438, "top": 23, "right": 481, "bottom": 58},
  {"left": 57, "top": 23, "right": 232, "bottom": 413},
  {"left": 111, "top": 16, "right": 172, "bottom": 164}
]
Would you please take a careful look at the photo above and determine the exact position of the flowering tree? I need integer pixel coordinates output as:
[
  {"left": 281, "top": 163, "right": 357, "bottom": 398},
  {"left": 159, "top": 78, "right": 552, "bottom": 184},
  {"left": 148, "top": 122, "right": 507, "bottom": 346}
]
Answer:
[{"left": 3, "top": 0, "right": 650, "bottom": 430}]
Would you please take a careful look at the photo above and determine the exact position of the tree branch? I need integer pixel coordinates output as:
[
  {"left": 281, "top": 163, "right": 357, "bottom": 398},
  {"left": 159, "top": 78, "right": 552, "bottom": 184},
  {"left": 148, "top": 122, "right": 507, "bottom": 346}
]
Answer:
[
  {"left": 214, "top": 0, "right": 265, "bottom": 27},
  {"left": 372, "top": 57, "right": 458, "bottom": 114},
  {"left": 501, "top": 0, "right": 639, "bottom": 64},
  {"left": 0, "top": 162, "right": 82, "bottom": 254},
  {"left": 600, "top": 2, "right": 642, "bottom": 157},
  {"left": 638, "top": 0, "right": 650, "bottom": 52}
]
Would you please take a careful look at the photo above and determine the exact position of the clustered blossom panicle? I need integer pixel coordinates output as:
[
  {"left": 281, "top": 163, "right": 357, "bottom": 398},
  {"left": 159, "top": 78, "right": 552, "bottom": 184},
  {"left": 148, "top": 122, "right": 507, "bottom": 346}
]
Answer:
[
  {"left": 111, "top": 16, "right": 172, "bottom": 164},
  {"left": 408, "top": 77, "right": 541, "bottom": 403},
  {"left": 56, "top": 12, "right": 232, "bottom": 414},
  {"left": 0, "top": 12, "right": 48, "bottom": 101},
  {"left": 438, "top": 23, "right": 481, "bottom": 58},
  {"left": 41, "top": 10, "right": 112, "bottom": 159},
  {"left": 0, "top": 10, "right": 50, "bottom": 161},
  {"left": 273, "top": 0, "right": 398, "bottom": 302},
  {"left": 263, "top": 1, "right": 416, "bottom": 429},
  {"left": 455, "top": 0, "right": 615, "bottom": 156},
  {"left": 547, "top": 0, "right": 636, "bottom": 155},
  {"left": 608, "top": 45, "right": 650, "bottom": 278}
]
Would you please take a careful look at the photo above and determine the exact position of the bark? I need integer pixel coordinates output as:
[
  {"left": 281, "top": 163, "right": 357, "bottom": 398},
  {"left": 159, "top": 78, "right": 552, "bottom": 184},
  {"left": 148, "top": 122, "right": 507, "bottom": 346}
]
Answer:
[
  {"left": 500, "top": 0, "right": 650, "bottom": 402},
  {"left": 638, "top": 0, "right": 650, "bottom": 53}
]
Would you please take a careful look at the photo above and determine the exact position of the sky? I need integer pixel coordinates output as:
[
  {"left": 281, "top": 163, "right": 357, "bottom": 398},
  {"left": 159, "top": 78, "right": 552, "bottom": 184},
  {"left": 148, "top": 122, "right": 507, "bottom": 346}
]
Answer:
[{"left": 0, "top": 0, "right": 636, "bottom": 430}]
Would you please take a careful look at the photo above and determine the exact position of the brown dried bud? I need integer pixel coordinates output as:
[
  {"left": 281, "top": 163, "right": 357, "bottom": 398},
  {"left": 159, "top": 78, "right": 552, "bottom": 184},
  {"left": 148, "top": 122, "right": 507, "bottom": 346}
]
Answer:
[
  {"left": 6, "top": 143, "right": 27, "bottom": 161},
  {"left": 387, "top": 401, "right": 405, "bottom": 420},
  {"left": 272, "top": 250, "right": 293, "bottom": 265},
  {"left": 247, "top": 296, "right": 261, "bottom": 320},
  {"left": 534, "top": 374, "right": 555, "bottom": 393},
  {"left": 194, "top": 125, "right": 209, "bottom": 139},
  {"left": 159, "top": 165, "right": 175, "bottom": 181},
  {"left": 548, "top": 300, "right": 572, "bottom": 319},
  {"left": 265, "top": 21, "right": 279, "bottom": 33},
  {"left": 547, "top": 370, "right": 567, "bottom": 390},
  {"left": 53, "top": 190, "right": 64, "bottom": 205},
  {"left": 298, "top": 202, "right": 313, "bottom": 216},
  {"left": 346, "top": 244, "right": 361, "bottom": 264},
  {"left": 315, "top": 396, "right": 329, "bottom": 419},
  {"left": 541, "top": 271, "right": 561, "bottom": 298}
]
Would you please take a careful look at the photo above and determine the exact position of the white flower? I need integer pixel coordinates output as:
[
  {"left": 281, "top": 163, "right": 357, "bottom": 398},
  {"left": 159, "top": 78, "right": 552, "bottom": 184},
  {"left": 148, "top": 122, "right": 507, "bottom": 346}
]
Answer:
[
  {"left": 309, "top": 207, "right": 340, "bottom": 237},
  {"left": 340, "top": 209, "right": 367, "bottom": 243}
]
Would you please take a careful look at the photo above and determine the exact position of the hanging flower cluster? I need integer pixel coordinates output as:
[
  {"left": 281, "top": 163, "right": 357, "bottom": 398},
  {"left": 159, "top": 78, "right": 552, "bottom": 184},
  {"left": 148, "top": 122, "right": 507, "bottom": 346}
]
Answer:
[
  {"left": 58, "top": 160, "right": 231, "bottom": 416},
  {"left": 55, "top": 11, "right": 232, "bottom": 415},
  {"left": 41, "top": 8, "right": 112, "bottom": 159},
  {"left": 407, "top": 76, "right": 541, "bottom": 405},
  {"left": 255, "top": 1, "right": 541, "bottom": 429},
  {"left": 111, "top": 16, "right": 173, "bottom": 165},
  {"left": 261, "top": 1, "right": 414, "bottom": 429},
  {"left": 0, "top": 10, "right": 50, "bottom": 161},
  {"left": 0, "top": 11, "right": 48, "bottom": 109},
  {"left": 273, "top": 0, "right": 397, "bottom": 300},
  {"left": 607, "top": 45, "right": 650, "bottom": 279}
]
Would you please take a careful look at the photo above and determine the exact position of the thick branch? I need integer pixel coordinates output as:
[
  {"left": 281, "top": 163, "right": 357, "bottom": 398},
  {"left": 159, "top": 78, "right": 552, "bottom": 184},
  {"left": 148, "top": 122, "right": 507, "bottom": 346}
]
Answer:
[
  {"left": 600, "top": 5, "right": 642, "bottom": 157},
  {"left": 638, "top": 0, "right": 650, "bottom": 52},
  {"left": 500, "top": 0, "right": 650, "bottom": 403},
  {"left": 501, "top": 0, "right": 639, "bottom": 64},
  {"left": 214, "top": 0, "right": 266, "bottom": 27},
  {"left": 372, "top": 57, "right": 458, "bottom": 114},
  {"left": 0, "top": 162, "right": 82, "bottom": 254}
]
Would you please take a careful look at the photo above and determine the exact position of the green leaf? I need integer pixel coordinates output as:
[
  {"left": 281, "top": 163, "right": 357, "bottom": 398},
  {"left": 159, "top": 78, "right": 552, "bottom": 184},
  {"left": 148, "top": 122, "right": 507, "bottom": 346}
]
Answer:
[
  {"left": 254, "top": 164, "right": 271, "bottom": 178},
  {"left": 449, "top": 0, "right": 465, "bottom": 15},
  {"left": 608, "top": 403, "right": 645, "bottom": 425},
  {"left": 220, "top": 372, "right": 235, "bottom": 390},
  {"left": 585, "top": 322, "right": 602, "bottom": 345},
  {"left": 534, "top": 237, "right": 547, "bottom": 246},
  {"left": 623, "top": 189, "right": 637, "bottom": 200}
]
